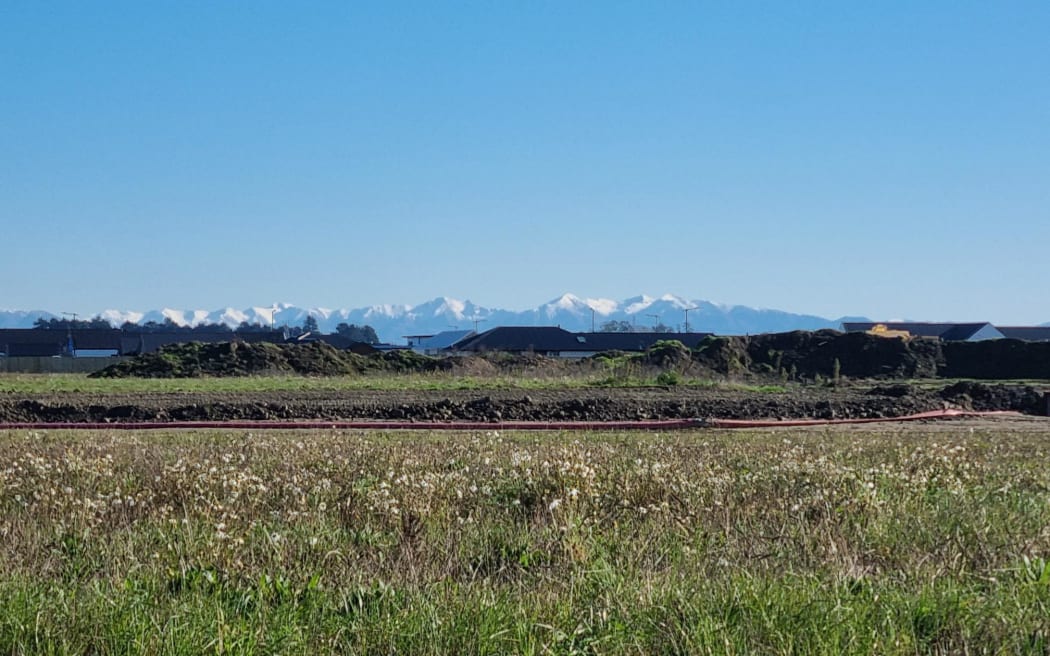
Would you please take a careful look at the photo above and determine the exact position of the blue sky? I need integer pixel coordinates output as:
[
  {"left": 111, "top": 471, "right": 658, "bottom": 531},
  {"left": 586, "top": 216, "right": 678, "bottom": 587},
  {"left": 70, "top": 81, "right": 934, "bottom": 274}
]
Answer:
[{"left": 3, "top": 2, "right": 1048, "bottom": 323}]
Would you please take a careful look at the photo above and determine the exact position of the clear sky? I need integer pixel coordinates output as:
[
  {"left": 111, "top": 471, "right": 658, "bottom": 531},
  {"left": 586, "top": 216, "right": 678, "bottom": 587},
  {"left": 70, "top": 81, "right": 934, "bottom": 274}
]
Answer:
[{"left": 3, "top": 2, "right": 1048, "bottom": 323}]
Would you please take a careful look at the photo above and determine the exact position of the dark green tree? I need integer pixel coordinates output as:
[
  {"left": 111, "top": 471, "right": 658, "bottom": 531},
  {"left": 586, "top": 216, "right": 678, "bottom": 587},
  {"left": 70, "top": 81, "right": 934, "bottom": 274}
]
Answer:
[
  {"left": 600, "top": 320, "right": 633, "bottom": 333},
  {"left": 236, "top": 321, "right": 271, "bottom": 333},
  {"left": 33, "top": 316, "right": 113, "bottom": 330},
  {"left": 335, "top": 323, "right": 380, "bottom": 344}
]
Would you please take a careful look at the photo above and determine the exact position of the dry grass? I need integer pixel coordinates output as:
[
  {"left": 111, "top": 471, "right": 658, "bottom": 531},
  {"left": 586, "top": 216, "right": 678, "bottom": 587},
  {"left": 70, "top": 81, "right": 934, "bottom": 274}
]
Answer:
[{"left": 0, "top": 425, "right": 1048, "bottom": 653}]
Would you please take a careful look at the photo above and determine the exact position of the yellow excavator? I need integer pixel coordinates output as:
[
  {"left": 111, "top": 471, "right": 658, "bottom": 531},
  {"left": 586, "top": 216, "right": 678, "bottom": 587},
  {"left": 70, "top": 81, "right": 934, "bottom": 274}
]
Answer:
[{"left": 867, "top": 324, "right": 912, "bottom": 340}]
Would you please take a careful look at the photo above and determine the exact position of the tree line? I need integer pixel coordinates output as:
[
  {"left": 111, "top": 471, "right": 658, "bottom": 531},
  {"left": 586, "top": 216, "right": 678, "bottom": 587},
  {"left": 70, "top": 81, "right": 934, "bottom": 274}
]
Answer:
[
  {"left": 599, "top": 320, "right": 674, "bottom": 333},
  {"left": 31, "top": 317, "right": 380, "bottom": 344}
]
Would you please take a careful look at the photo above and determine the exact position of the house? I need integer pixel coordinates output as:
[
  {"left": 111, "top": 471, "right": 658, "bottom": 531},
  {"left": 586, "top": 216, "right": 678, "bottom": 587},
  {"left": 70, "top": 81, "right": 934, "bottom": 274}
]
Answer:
[
  {"left": 448, "top": 326, "right": 713, "bottom": 358},
  {"left": 371, "top": 343, "right": 412, "bottom": 353},
  {"left": 995, "top": 326, "right": 1050, "bottom": 342},
  {"left": 0, "top": 329, "right": 122, "bottom": 357},
  {"left": 405, "top": 330, "right": 475, "bottom": 355},
  {"left": 840, "top": 322, "right": 1004, "bottom": 341},
  {"left": 289, "top": 332, "right": 350, "bottom": 348},
  {"left": 309, "top": 334, "right": 381, "bottom": 355},
  {"left": 403, "top": 334, "right": 433, "bottom": 349}
]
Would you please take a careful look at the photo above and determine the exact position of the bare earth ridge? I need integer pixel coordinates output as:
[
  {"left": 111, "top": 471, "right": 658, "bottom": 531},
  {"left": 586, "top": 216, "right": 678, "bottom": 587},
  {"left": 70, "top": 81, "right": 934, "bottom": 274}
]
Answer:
[{"left": 1, "top": 382, "right": 1044, "bottom": 424}]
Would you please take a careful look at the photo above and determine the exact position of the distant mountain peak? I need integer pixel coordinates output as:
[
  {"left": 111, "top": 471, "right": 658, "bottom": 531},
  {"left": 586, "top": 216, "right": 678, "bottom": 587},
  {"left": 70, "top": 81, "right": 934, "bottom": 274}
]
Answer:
[
  {"left": 412, "top": 296, "right": 469, "bottom": 318},
  {"left": 544, "top": 292, "right": 617, "bottom": 315},
  {"left": 550, "top": 292, "right": 583, "bottom": 306}
]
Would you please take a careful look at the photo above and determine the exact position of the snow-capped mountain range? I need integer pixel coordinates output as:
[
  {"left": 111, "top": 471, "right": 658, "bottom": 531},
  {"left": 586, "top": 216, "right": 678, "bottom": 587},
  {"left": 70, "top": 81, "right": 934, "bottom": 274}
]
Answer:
[{"left": 0, "top": 294, "right": 861, "bottom": 342}]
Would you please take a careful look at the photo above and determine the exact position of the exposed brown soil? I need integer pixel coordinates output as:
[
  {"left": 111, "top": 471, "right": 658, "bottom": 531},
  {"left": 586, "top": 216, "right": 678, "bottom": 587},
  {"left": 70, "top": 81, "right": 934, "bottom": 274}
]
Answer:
[{"left": 1, "top": 381, "right": 1045, "bottom": 424}]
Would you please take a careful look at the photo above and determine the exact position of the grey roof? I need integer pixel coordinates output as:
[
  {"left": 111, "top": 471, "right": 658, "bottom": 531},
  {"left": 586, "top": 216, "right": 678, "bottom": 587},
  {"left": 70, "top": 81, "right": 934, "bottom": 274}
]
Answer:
[
  {"left": 840, "top": 322, "right": 995, "bottom": 341},
  {"left": 451, "top": 327, "right": 575, "bottom": 352},
  {"left": 412, "top": 330, "right": 475, "bottom": 351},
  {"left": 308, "top": 334, "right": 384, "bottom": 352},
  {"left": 450, "top": 326, "right": 712, "bottom": 354},
  {"left": 995, "top": 326, "right": 1050, "bottom": 341},
  {"left": 302, "top": 334, "right": 355, "bottom": 349},
  {"left": 568, "top": 331, "right": 713, "bottom": 352}
]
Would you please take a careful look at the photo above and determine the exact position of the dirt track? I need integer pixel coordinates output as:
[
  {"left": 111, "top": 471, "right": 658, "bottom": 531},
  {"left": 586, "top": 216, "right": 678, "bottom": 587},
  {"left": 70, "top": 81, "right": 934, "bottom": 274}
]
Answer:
[{"left": 1, "top": 382, "right": 1045, "bottom": 424}]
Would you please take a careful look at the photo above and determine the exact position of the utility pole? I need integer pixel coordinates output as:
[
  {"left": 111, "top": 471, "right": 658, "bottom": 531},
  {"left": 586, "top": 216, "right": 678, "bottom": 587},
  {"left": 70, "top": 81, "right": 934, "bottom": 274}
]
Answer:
[
  {"left": 61, "top": 312, "right": 78, "bottom": 357},
  {"left": 471, "top": 316, "right": 486, "bottom": 333},
  {"left": 590, "top": 309, "right": 595, "bottom": 332},
  {"left": 683, "top": 307, "right": 698, "bottom": 334},
  {"left": 646, "top": 314, "right": 659, "bottom": 331}
]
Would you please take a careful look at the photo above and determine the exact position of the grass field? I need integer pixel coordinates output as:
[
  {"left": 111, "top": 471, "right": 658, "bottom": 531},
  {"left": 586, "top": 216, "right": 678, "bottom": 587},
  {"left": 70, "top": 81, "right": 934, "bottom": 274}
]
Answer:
[
  {"left": 0, "top": 425, "right": 1048, "bottom": 654},
  {"left": 0, "top": 372, "right": 788, "bottom": 395}
]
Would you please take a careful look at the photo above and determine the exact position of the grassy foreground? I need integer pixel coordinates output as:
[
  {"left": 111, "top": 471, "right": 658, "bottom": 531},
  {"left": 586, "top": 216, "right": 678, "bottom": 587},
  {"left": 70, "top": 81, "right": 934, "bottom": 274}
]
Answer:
[{"left": 0, "top": 427, "right": 1048, "bottom": 654}]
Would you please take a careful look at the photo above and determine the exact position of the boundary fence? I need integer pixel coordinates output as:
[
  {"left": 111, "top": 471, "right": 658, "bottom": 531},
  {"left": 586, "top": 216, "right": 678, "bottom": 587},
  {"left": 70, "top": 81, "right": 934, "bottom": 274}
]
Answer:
[{"left": 0, "top": 357, "right": 128, "bottom": 374}]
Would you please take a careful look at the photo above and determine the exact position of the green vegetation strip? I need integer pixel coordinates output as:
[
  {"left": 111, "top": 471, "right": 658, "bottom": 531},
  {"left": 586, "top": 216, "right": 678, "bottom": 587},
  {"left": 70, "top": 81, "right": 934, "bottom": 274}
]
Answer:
[
  {"left": 0, "top": 427, "right": 1047, "bottom": 654},
  {"left": 0, "top": 372, "right": 786, "bottom": 394}
]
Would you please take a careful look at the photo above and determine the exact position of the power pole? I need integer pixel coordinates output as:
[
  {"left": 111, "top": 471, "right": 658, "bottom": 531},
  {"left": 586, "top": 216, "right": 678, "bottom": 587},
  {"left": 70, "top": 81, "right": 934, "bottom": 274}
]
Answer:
[
  {"left": 683, "top": 307, "right": 698, "bottom": 333},
  {"left": 646, "top": 314, "right": 659, "bottom": 330},
  {"left": 472, "top": 316, "right": 486, "bottom": 333},
  {"left": 61, "top": 312, "right": 78, "bottom": 357}
]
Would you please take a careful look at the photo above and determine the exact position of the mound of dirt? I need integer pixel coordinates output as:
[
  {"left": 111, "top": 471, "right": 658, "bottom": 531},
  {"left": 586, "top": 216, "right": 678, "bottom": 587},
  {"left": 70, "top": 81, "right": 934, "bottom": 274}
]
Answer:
[
  {"left": 691, "top": 330, "right": 945, "bottom": 380},
  {"left": 90, "top": 341, "right": 574, "bottom": 379},
  {"left": 90, "top": 341, "right": 453, "bottom": 378},
  {"left": 938, "top": 381, "right": 1046, "bottom": 414},
  {"left": 636, "top": 339, "right": 695, "bottom": 369},
  {"left": 942, "top": 340, "right": 1050, "bottom": 380},
  {"left": 690, "top": 331, "right": 1050, "bottom": 381},
  {"left": 89, "top": 331, "right": 1050, "bottom": 382},
  {"left": 475, "top": 352, "right": 573, "bottom": 377}
]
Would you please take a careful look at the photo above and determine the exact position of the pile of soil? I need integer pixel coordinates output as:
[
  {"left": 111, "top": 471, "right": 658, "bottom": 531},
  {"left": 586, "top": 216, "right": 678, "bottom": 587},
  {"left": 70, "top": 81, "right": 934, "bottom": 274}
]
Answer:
[
  {"left": 90, "top": 342, "right": 579, "bottom": 379},
  {"left": 89, "top": 342, "right": 457, "bottom": 378},
  {"left": 692, "top": 330, "right": 943, "bottom": 380},
  {"left": 937, "top": 381, "right": 1046, "bottom": 413},
  {"left": 693, "top": 331, "right": 1050, "bottom": 381},
  {"left": 942, "top": 340, "right": 1050, "bottom": 379},
  {"left": 89, "top": 330, "right": 1050, "bottom": 382}
]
